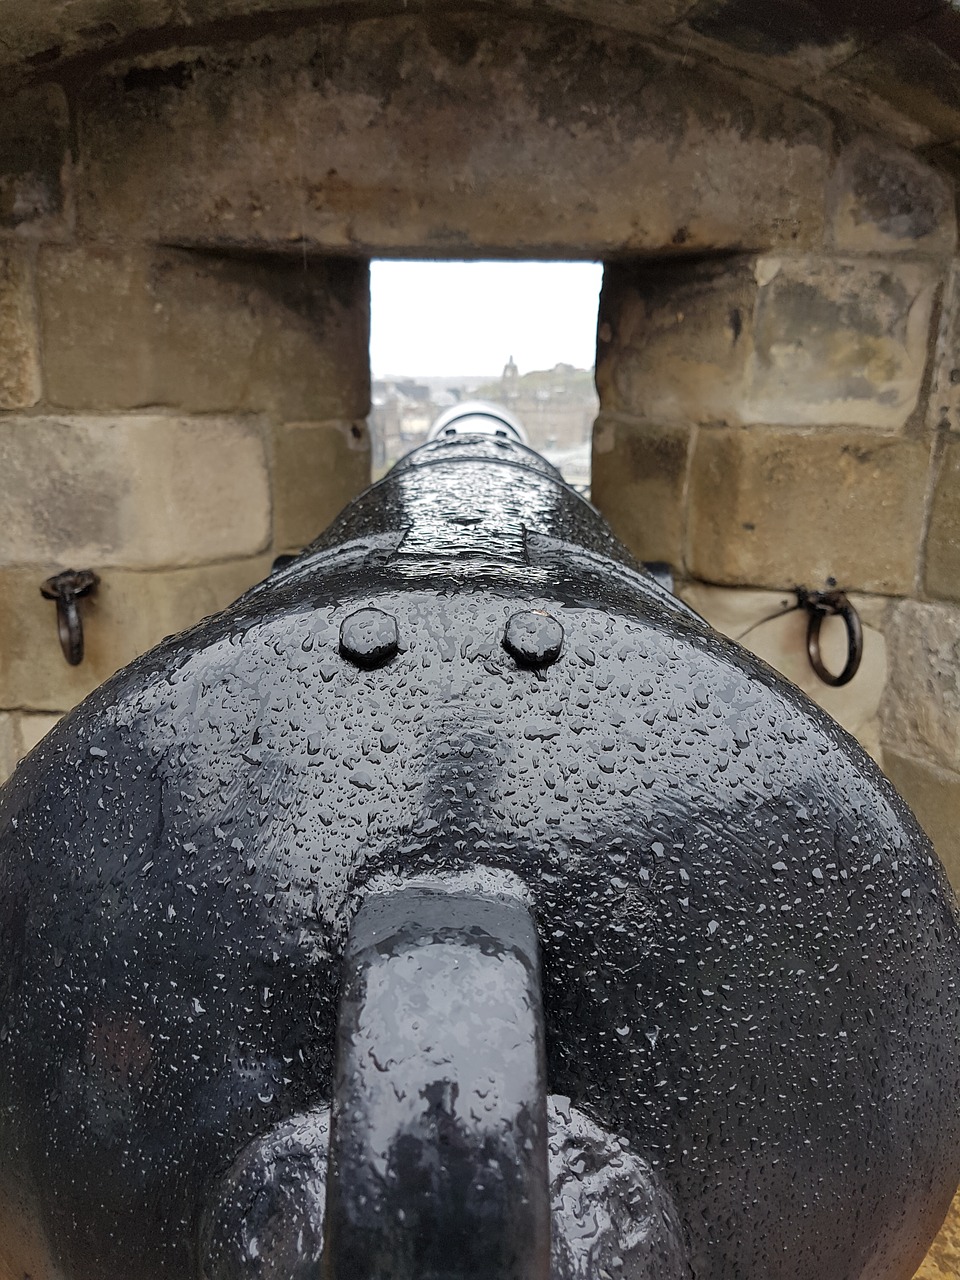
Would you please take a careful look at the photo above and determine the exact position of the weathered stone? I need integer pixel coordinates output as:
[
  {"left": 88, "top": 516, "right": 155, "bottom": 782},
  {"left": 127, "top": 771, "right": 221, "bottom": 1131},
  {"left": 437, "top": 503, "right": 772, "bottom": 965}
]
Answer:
[
  {"left": 0, "top": 2, "right": 950, "bottom": 213},
  {"left": 0, "top": 558, "right": 271, "bottom": 711},
  {"left": 925, "top": 263, "right": 960, "bottom": 436},
  {"left": 688, "top": 427, "right": 931, "bottom": 593},
  {"left": 272, "top": 420, "right": 371, "bottom": 551},
  {"left": 925, "top": 140, "right": 960, "bottom": 183},
  {"left": 839, "top": 19, "right": 960, "bottom": 146},
  {"left": 807, "top": 74, "right": 940, "bottom": 152},
  {"left": 915, "top": 1185, "right": 960, "bottom": 1280},
  {"left": 38, "top": 247, "right": 369, "bottom": 418},
  {"left": 742, "top": 257, "right": 938, "bottom": 429},
  {"left": 16, "top": 713, "right": 61, "bottom": 756},
  {"left": 590, "top": 415, "right": 690, "bottom": 566},
  {"left": 881, "top": 599, "right": 960, "bottom": 773},
  {"left": 596, "top": 259, "right": 757, "bottom": 424},
  {"left": 680, "top": 581, "right": 888, "bottom": 763},
  {"left": 0, "top": 0, "right": 697, "bottom": 74},
  {"left": 884, "top": 752, "right": 960, "bottom": 895},
  {"left": 76, "top": 17, "right": 831, "bottom": 255},
  {"left": 0, "top": 84, "right": 71, "bottom": 237},
  {"left": 0, "top": 713, "right": 17, "bottom": 781},
  {"left": 0, "top": 1, "right": 175, "bottom": 71},
  {"left": 924, "top": 437, "right": 960, "bottom": 602},
  {"left": 0, "top": 712, "right": 62, "bottom": 783},
  {"left": 828, "top": 135, "right": 956, "bottom": 254},
  {"left": 598, "top": 256, "right": 936, "bottom": 430},
  {"left": 0, "top": 415, "right": 271, "bottom": 569},
  {"left": 0, "top": 248, "right": 41, "bottom": 409},
  {"left": 675, "top": 0, "right": 939, "bottom": 95}
]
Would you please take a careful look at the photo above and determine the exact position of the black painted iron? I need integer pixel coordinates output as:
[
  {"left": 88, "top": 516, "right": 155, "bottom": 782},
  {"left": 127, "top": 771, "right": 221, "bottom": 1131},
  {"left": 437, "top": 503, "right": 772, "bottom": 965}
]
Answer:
[
  {"left": 1, "top": 431, "right": 959, "bottom": 1280},
  {"left": 39, "top": 567, "right": 100, "bottom": 666},
  {"left": 323, "top": 878, "right": 550, "bottom": 1280},
  {"left": 797, "top": 587, "right": 864, "bottom": 687}
]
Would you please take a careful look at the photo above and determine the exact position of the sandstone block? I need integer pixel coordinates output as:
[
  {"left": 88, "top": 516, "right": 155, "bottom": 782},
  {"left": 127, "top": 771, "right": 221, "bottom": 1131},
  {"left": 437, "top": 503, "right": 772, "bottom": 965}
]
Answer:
[
  {"left": 0, "top": 1, "right": 175, "bottom": 73},
  {"left": 670, "top": 4, "right": 852, "bottom": 94},
  {"left": 596, "top": 259, "right": 757, "bottom": 425},
  {"left": 0, "top": 713, "right": 17, "bottom": 781},
  {"left": 881, "top": 599, "right": 960, "bottom": 774},
  {"left": 684, "top": 0, "right": 954, "bottom": 116},
  {"left": 38, "top": 247, "right": 369, "bottom": 418},
  {"left": 76, "top": 17, "right": 830, "bottom": 255},
  {"left": 924, "top": 437, "right": 960, "bottom": 601},
  {"left": 680, "top": 581, "right": 888, "bottom": 763},
  {"left": 590, "top": 415, "right": 690, "bottom": 566},
  {"left": 828, "top": 136, "right": 956, "bottom": 255},
  {"left": 0, "top": 84, "right": 71, "bottom": 238},
  {"left": 914, "top": 1184, "right": 960, "bottom": 1280},
  {"left": 925, "top": 262, "right": 960, "bottom": 435},
  {"left": 0, "top": 0, "right": 686, "bottom": 73},
  {"left": 0, "top": 558, "right": 271, "bottom": 711},
  {"left": 598, "top": 256, "right": 936, "bottom": 431},
  {"left": 0, "top": 248, "right": 41, "bottom": 409},
  {"left": 687, "top": 427, "right": 930, "bottom": 593},
  {"left": 0, "top": 0, "right": 699, "bottom": 75},
  {"left": 16, "top": 713, "right": 62, "bottom": 756},
  {"left": 0, "top": 415, "right": 271, "bottom": 569},
  {"left": 742, "top": 257, "right": 937, "bottom": 429},
  {"left": 884, "top": 751, "right": 960, "bottom": 895},
  {"left": 272, "top": 420, "right": 371, "bottom": 551},
  {"left": 840, "top": 24, "right": 960, "bottom": 146}
]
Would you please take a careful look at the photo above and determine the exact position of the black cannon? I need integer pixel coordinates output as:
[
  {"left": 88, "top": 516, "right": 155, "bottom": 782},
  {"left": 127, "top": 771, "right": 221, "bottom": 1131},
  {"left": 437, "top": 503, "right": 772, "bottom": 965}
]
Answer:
[{"left": 1, "top": 410, "right": 959, "bottom": 1280}]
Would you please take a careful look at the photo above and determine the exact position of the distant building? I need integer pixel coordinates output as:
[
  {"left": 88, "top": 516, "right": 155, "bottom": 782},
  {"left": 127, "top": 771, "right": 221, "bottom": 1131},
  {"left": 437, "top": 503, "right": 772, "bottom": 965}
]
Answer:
[{"left": 369, "top": 362, "right": 598, "bottom": 490}]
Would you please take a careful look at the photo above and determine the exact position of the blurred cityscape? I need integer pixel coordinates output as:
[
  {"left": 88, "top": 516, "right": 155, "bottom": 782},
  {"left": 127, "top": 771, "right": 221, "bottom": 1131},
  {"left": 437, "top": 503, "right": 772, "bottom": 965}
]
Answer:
[{"left": 370, "top": 357, "right": 598, "bottom": 493}]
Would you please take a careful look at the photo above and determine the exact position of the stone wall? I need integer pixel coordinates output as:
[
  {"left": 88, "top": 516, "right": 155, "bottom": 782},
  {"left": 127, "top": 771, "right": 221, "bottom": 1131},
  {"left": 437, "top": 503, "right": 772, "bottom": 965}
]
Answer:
[
  {"left": 0, "top": 242, "right": 371, "bottom": 776},
  {"left": 593, "top": 136, "right": 960, "bottom": 888}
]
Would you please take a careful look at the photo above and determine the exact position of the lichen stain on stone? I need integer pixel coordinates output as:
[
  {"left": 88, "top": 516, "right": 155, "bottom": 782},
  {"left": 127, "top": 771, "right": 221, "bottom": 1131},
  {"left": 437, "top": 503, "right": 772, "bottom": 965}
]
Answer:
[
  {"left": 747, "top": 261, "right": 934, "bottom": 420},
  {"left": 851, "top": 151, "right": 940, "bottom": 239}
]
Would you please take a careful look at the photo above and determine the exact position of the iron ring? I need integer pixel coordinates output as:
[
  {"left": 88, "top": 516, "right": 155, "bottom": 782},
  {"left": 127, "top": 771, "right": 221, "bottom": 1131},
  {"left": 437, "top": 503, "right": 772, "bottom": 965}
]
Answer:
[
  {"left": 40, "top": 569, "right": 99, "bottom": 667},
  {"left": 805, "top": 594, "right": 863, "bottom": 687},
  {"left": 56, "top": 596, "right": 85, "bottom": 666}
]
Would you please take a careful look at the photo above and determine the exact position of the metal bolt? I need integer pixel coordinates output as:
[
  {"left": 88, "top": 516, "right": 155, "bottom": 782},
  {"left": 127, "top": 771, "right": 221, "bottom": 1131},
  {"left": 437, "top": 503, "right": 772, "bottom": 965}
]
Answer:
[
  {"left": 503, "top": 610, "right": 564, "bottom": 668},
  {"left": 340, "top": 608, "right": 399, "bottom": 669}
]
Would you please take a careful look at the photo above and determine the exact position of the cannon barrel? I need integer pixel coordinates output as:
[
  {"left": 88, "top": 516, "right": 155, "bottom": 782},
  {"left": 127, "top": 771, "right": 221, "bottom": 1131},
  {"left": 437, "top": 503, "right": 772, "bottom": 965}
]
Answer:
[{"left": 0, "top": 420, "right": 959, "bottom": 1280}]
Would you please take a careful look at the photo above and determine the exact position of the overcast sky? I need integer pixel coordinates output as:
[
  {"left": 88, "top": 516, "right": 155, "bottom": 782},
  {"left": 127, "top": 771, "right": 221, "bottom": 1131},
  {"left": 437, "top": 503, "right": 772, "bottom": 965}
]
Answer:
[{"left": 369, "top": 260, "right": 604, "bottom": 379}]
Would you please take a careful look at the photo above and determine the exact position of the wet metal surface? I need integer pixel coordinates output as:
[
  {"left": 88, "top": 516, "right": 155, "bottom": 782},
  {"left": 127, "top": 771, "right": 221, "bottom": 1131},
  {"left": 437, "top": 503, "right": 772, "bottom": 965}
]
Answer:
[
  {"left": 1, "top": 434, "right": 959, "bottom": 1280},
  {"left": 503, "top": 610, "right": 565, "bottom": 669},
  {"left": 324, "top": 880, "right": 549, "bottom": 1280},
  {"left": 338, "top": 607, "right": 400, "bottom": 670}
]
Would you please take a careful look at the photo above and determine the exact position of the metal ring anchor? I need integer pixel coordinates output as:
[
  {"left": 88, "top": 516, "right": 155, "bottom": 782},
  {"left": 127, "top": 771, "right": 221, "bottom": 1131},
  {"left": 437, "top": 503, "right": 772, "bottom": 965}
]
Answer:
[
  {"left": 40, "top": 569, "right": 100, "bottom": 666},
  {"left": 797, "top": 588, "right": 863, "bottom": 687}
]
